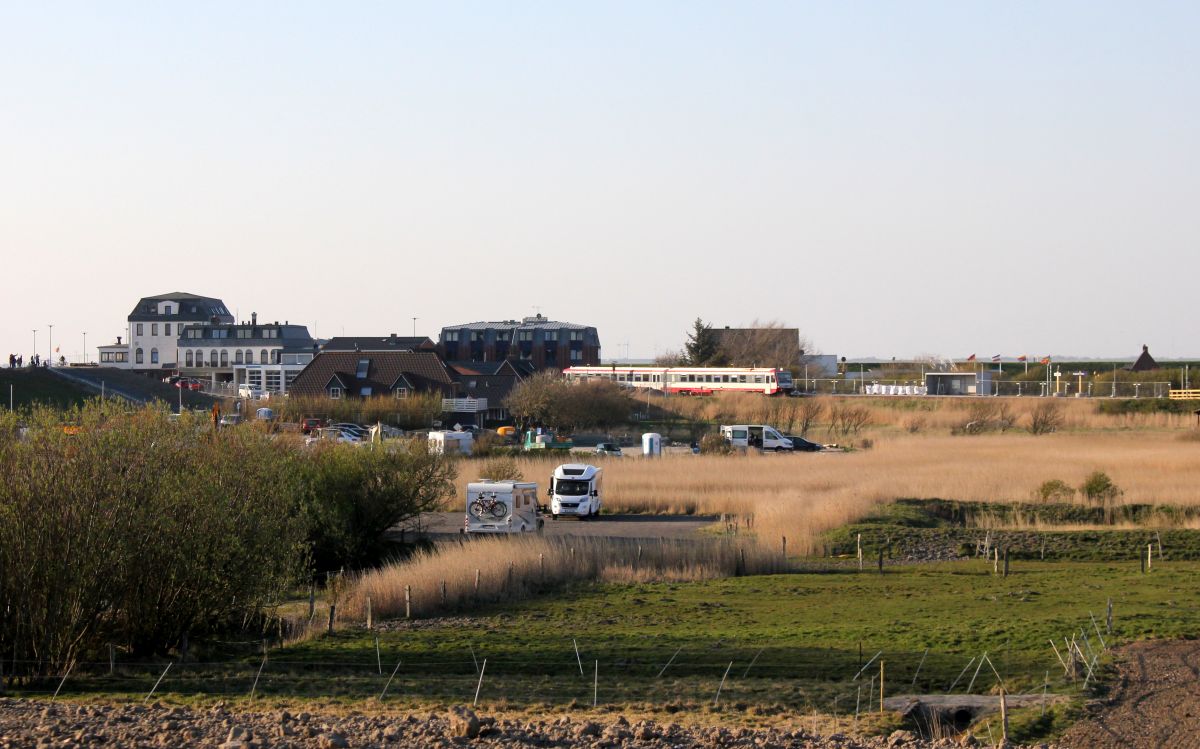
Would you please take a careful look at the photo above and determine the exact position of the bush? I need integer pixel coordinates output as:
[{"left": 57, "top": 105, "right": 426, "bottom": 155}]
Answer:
[
  {"left": 699, "top": 433, "right": 734, "bottom": 455},
  {"left": 1028, "top": 402, "right": 1065, "bottom": 435},
  {"left": 300, "top": 439, "right": 457, "bottom": 571},
  {"left": 1037, "top": 479, "right": 1076, "bottom": 503},
  {"left": 476, "top": 455, "right": 524, "bottom": 482},
  {"left": 952, "top": 401, "right": 1015, "bottom": 435},
  {"left": 0, "top": 402, "right": 307, "bottom": 673},
  {"left": 1080, "top": 471, "right": 1122, "bottom": 506}
]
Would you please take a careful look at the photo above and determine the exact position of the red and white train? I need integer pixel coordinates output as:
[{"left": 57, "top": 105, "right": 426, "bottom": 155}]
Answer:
[{"left": 562, "top": 365, "right": 794, "bottom": 396}]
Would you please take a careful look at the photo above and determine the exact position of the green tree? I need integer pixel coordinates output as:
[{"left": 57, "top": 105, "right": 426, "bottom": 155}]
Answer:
[{"left": 684, "top": 317, "right": 724, "bottom": 366}]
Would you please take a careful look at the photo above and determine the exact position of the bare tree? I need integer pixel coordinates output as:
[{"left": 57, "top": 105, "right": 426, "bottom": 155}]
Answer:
[{"left": 713, "top": 319, "right": 814, "bottom": 369}]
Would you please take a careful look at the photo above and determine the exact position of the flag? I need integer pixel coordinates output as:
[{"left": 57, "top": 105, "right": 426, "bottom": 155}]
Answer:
[
  {"left": 966, "top": 354, "right": 976, "bottom": 362},
  {"left": 1017, "top": 355, "right": 1027, "bottom": 362},
  {"left": 991, "top": 354, "right": 1001, "bottom": 362},
  {"left": 1040, "top": 357, "right": 1051, "bottom": 365}
]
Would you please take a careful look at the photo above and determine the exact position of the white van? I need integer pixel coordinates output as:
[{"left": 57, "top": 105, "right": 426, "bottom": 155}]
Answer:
[
  {"left": 237, "top": 384, "right": 264, "bottom": 400},
  {"left": 720, "top": 424, "right": 794, "bottom": 451},
  {"left": 548, "top": 464, "right": 604, "bottom": 520},
  {"left": 465, "top": 481, "right": 543, "bottom": 534}
]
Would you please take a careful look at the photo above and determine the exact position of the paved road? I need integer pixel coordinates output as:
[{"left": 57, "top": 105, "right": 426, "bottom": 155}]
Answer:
[{"left": 406, "top": 512, "right": 719, "bottom": 540}]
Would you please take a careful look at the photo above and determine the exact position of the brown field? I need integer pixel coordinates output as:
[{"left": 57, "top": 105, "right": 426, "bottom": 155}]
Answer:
[{"left": 457, "top": 430, "right": 1200, "bottom": 556}]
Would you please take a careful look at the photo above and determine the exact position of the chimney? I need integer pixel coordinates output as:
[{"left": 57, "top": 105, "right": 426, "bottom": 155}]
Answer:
[
  {"left": 251, "top": 312, "right": 257, "bottom": 325},
  {"left": 117, "top": 336, "right": 122, "bottom": 345}
]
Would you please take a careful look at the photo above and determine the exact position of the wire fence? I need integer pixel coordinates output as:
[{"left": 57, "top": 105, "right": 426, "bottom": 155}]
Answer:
[
  {"left": 793, "top": 378, "right": 1175, "bottom": 398},
  {"left": 3, "top": 622, "right": 1120, "bottom": 717}
]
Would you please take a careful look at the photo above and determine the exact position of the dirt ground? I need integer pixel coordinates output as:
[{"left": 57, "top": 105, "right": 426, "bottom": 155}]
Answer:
[{"left": 1060, "top": 639, "right": 1200, "bottom": 749}]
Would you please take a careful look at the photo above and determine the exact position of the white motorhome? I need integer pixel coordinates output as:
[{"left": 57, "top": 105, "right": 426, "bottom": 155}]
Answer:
[
  {"left": 720, "top": 425, "right": 794, "bottom": 451},
  {"left": 428, "top": 430, "right": 474, "bottom": 455},
  {"left": 464, "top": 480, "right": 542, "bottom": 534},
  {"left": 548, "top": 463, "right": 604, "bottom": 520}
]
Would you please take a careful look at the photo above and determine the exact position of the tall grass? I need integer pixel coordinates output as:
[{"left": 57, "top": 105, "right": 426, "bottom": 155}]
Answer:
[
  {"left": 450, "top": 431, "right": 1200, "bottom": 555},
  {"left": 346, "top": 536, "right": 781, "bottom": 620}
]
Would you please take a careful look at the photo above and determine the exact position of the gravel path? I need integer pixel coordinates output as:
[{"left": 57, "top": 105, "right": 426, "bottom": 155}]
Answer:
[
  {"left": 1059, "top": 639, "right": 1200, "bottom": 749},
  {"left": 0, "top": 698, "right": 1057, "bottom": 748},
  {"left": 408, "top": 512, "right": 719, "bottom": 541}
]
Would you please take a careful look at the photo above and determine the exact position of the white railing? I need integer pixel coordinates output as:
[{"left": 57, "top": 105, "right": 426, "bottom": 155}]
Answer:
[{"left": 442, "top": 397, "right": 488, "bottom": 412}]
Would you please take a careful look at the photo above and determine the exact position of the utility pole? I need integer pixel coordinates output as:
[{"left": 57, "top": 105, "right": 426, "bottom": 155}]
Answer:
[
  {"left": 82, "top": 331, "right": 87, "bottom": 365},
  {"left": 412, "top": 317, "right": 418, "bottom": 337},
  {"left": 48, "top": 324, "right": 54, "bottom": 365}
]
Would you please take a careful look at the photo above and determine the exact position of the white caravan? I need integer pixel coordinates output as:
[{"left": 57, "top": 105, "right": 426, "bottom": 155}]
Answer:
[
  {"left": 428, "top": 430, "right": 475, "bottom": 455},
  {"left": 464, "top": 481, "right": 543, "bottom": 534},
  {"left": 548, "top": 464, "right": 604, "bottom": 520},
  {"left": 720, "top": 424, "right": 794, "bottom": 451}
]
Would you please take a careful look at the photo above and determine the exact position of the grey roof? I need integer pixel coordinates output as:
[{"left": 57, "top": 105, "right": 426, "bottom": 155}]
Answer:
[
  {"left": 177, "top": 323, "right": 314, "bottom": 347},
  {"left": 129, "top": 292, "right": 233, "bottom": 322},
  {"left": 443, "top": 315, "right": 593, "bottom": 332},
  {"left": 322, "top": 336, "right": 436, "bottom": 352}
]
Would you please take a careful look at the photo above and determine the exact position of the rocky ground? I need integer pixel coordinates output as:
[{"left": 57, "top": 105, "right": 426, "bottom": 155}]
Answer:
[
  {"left": 0, "top": 698, "right": 1056, "bottom": 748},
  {"left": 1059, "top": 639, "right": 1200, "bottom": 749}
]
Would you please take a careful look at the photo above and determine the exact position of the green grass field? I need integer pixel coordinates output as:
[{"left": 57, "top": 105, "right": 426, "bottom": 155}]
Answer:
[
  {"left": 28, "top": 558, "right": 1200, "bottom": 740},
  {"left": 0, "top": 369, "right": 92, "bottom": 409}
]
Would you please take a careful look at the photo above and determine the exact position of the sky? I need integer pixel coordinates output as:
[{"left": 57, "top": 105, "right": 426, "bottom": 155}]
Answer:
[{"left": 2, "top": 2, "right": 1198, "bottom": 362}]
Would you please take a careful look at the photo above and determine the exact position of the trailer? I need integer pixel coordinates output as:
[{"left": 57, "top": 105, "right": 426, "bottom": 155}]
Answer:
[{"left": 464, "top": 481, "right": 543, "bottom": 534}]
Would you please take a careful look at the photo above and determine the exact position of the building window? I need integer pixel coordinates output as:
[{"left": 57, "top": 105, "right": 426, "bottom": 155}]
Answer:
[
  {"left": 271, "top": 350, "right": 280, "bottom": 364},
  {"left": 329, "top": 387, "right": 342, "bottom": 399},
  {"left": 136, "top": 323, "right": 143, "bottom": 336},
  {"left": 209, "top": 350, "right": 218, "bottom": 367},
  {"left": 116, "top": 352, "right": 127, "bottom": 362},
  {"left": 151, "top": 323, "right": 158, "bottom": 336},
  {"left": 186, "top": 350, "right": 194, "bottom": 367},
  {"left": 518, "top": 330, "right": 533, "bottom": 341},
  {"left": 235, "top": 350, "right": 243, "bottom": 364},
  {"left": 569, "top": 330, "right": 584, "bottom": 341},
  {"left": 570, "top": 349, "right": 582, "bottom": 361},
  {"left": 263, "top": 328, "right": 278, "bottom": 339},
  {"left": 211, "top": 329, "right": 228, "bottom": 339},
  {"left": 164, "top": 305, "right": 173, "bottom": 315},
  {"left": 260, "top": 349, "right": 268, "bottom": 364},
  {"left": 220, "top": 350, "right": 229, "bottom": 366},
  {"left": 150, "top": 348, "right": 159, "bottom": 364},
  {"left": 236, "top": 329, "right": 252, "bottom": 339},
  {"left": 360, "top": 387, "right": 372, "bottom": 396},
  {"left": 135, "top": 348, "right": 144, "bottom": 364},
  {"left": 444, "top": 330, "right": 460, "bottom": 342},
  {"left": 394, "top": 388, "right": 409, "bottom": 399},
  {"left": 164, "top": 323, "right": 171, "bottom": 336},
  {"left": 245, "top": 349, "right": 253, "bottom": 363},
  {"left": 186, "top": 328, "right": 203, "bottom": 339}
]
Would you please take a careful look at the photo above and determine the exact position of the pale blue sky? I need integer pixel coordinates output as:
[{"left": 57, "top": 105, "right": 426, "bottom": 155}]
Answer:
[{"left": 2, "top": 2, "right": 1197, "bottom": 362}]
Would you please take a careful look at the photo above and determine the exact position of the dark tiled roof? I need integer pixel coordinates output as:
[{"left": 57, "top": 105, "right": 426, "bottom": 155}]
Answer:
[
  {"left": 129, "top": 292, "right": 233, "bottom": 322},
  {"left": 288, "top": 351, "right": 456, "bottom": 398},
  {"left": 442, "top": 315, "right": 593, "bottom": 332},
  {"left": 322, "top": 336, "right": 436, "bottom": 352},
  {"left": 447, "top": 360, "right": 524, "bottom": 377},
  {"left": 1127, "top": 345, "right": 1160, "bottom": 372}
]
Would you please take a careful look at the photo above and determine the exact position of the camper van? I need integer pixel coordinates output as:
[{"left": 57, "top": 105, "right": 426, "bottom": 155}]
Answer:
[
  {"left": 428, "top": 430, "right": 474, "bottom": 455},
  {"left": 548, "top": 464, "right": 604, "bottom": 520},
  {"left": 720, "top": 425, "right": 794, "bottom": 451},
  {"left": 464, "top": 481, "right": 542, "bottom": 534}
]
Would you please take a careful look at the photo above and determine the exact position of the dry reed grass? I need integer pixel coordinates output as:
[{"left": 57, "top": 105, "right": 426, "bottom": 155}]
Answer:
[
  {"left": 451, "top": 432, "right": 1200, "bottom": 555},
  {"left": 660, "top": 394, "right": 1194, "bottom": 435},
  {"left": 346, "top": 535, "right": 781, "bottom": 620}
]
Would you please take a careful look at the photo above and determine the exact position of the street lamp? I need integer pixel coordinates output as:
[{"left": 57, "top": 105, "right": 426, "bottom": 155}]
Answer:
[
  {"left": 412, "top": 317, "right": 418, "bottom": 337},
  {"left": 82, "top": 331, "right": 87, "bottom": 365},
  {"left": 31, "top": 330, "right": 37, "bottom": 363},
  {"left": 48, "top": 324, "right": 53, "bottom": 365}
]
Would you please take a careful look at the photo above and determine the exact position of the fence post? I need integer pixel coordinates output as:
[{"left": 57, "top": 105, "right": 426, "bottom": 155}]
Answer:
[
  {"left": 328, "top": 604, "right": 336, "bottom": 635},
  {"left": 308, "top": 582, "right": 315, "bottom": 621},
  {"left": 367, "top": 596, "right": 373, "bottom": 630},
  {"left": 879, "top": 660, "right": 885, "bottom": 714},
  {"left": 877, "top": 547, "right": 884, "bottom": 574},
  {"left": 108, "top": 644, "right": 115, "bottom": 676},
  {"left": 405, "top": 586, "right": 412, "bottom": 619},
  {"left": 857, "top": 534, "right": 863, "bottom": 571},
  {"left": 539, "top": 553, "right": 545, "bottom": 583},
  {"left": 1148, "top": 544, "right": 1153, "bottom": 572},
  {"left": 781, "top": 536, "right": 786, "bottom": 563},
  {"left": 474, "top": 569, "right": 480, "bottom": 601}
]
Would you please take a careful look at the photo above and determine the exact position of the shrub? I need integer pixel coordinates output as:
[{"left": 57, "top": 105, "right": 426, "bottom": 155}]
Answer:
[
  {"left": 0, "top": 402, "right": 307, "bottom": 673},
  {"left": 904, "top": 416, "right": 926, "bottom": 434},
  {"left": 827, "top": 404, "right": 872, "bottom": 437},
  {"left": 952, "top": 401, "right": 1015, "bottom": 435},
  {"left": 1037, "top": 479, "right": 1076, "bottom": 503},
  {"left": 700, "top": 432, "right": 734, "bottom": 454},
  {"left": 1080, "top": 471, "right": 1122, "bottom": 506},
  {"left": 476, "top": 455, "right": 524, "bottom": 482},
  {"left": 1028, "top": 402, "right": 1065, "bottom": 435},
  {"left": 300, "top": 438, "right": 457, "bottom": 571}
]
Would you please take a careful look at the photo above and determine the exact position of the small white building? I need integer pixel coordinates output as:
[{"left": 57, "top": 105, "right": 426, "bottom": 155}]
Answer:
[{"left": 925, "top": 371, "right": 993, "bottom": 396}]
